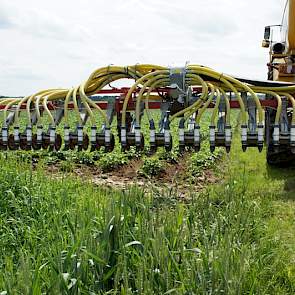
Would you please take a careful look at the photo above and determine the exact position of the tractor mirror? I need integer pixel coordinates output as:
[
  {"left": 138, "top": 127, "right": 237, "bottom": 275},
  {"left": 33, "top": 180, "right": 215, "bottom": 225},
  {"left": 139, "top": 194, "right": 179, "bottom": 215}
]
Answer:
[
  {"left": 262, "top": 26, "right": 271, "bottom": 48},
  {"left": 264, "top": 26, "right": 271, "bottom": 41}
]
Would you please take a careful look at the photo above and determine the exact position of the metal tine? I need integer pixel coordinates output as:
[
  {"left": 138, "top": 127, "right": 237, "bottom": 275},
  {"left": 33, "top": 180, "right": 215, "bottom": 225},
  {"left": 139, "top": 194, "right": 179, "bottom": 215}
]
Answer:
[
  {"left": 217, "top": 98, "right": 226, "bottom": 134},
  {"left": 54, "top": 101, "right": 65, "bottom": 126},
  {"left": 159, "top": 101, "right": 170, "bottom": 132},
  {"left": 5, "top": 110, "right": 16, "bottom": 127},
  {"left": 99, "top": 100, "right": 116, "bottom": 152},
  {"left": 179, "top": 113, "right": 197, "bottom": 153},
  {"left": 80, "top": 112, "right": 88, "bottom": 126},
  {"left": 104, "top": 98, "right": 116, "bottom": 128},
  {"left": 31, "top": 109, "right": 43, "bottom": 126},
  {"left": 77, "top": 99, "right": 89, "bottom": 126},
  {"left": 187, "top": 113, "right": 196, "bottom": 132}
]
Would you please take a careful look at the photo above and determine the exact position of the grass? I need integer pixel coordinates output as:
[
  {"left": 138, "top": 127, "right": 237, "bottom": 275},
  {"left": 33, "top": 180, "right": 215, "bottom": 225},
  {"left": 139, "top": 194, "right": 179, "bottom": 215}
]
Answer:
[
  {"left": 0, "top": 111, "right": 295, "bottom": 293},
  {"left": 0, "top": 134, "right": 295, "bottom": 294}
]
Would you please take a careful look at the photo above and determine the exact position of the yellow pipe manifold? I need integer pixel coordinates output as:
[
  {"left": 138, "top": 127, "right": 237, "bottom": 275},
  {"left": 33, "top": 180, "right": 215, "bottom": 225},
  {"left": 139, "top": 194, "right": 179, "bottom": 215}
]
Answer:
[{"left": 1, "top": 64, "right": 295, "bottom": 131}]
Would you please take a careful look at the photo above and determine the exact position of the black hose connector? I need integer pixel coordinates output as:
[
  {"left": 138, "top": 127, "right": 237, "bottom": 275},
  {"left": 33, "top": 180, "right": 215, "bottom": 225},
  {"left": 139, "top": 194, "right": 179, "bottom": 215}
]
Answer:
[
  {"left": 179, "top": 118, "right": 185, "bottom": 152},
  {"left": 257, "top": 124, "right": 264, "bottom": 152},
  {"left": 121, "top": 126, "right": 128, "bottom": 151},
  {"left": 164, "top": 120, "right": 172, "bottom": 151},
  {"left": 149, "top": 119, "right": 156, "bottom": 153},
  {"left": 77, "top": 125, "right": 84, "bottom": 151},
  {"left": 209, "top": 125, "right": 216, "bottom": 153},
  {"left": 241, "top": 124, "right": 248, "bottom": 152},
  {"left": 194, "top": 124, "right": 201, "bottom": 152}
]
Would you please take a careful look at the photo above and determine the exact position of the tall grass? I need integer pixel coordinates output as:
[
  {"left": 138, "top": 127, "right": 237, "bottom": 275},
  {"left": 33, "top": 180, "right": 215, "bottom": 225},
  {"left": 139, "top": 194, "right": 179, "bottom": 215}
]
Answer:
[{"left": 0, "top": 153, "right": 293, "bottom": 294}]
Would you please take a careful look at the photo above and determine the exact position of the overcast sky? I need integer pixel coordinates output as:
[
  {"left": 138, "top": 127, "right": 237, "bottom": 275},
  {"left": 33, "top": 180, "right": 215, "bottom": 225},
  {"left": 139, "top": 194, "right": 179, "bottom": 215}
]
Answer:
[{"left": 0, "top": 0, "right": 286, "bottom": 96}]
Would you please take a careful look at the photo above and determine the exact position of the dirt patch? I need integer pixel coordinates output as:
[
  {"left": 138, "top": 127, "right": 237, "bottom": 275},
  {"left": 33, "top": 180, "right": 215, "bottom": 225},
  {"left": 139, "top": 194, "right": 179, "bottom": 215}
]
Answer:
[
  {"left": 111, "top": 159, "right": 143, "bottom": 179},
  {"left": 45, "top": 155, "right": 220, "bottom": 200}
]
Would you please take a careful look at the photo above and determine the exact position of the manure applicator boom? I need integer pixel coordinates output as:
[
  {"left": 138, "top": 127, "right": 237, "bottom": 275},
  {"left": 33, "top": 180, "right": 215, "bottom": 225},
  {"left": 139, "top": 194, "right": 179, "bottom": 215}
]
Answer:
[{"left": 1, "top": 1, "right": 295, "bottom": 166}]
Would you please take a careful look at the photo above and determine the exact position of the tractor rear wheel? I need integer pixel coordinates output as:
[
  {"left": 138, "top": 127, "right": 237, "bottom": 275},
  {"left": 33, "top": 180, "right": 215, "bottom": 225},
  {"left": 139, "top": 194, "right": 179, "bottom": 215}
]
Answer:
[{"left": 265, "top": 107, "right": 295, "bottom": 167}]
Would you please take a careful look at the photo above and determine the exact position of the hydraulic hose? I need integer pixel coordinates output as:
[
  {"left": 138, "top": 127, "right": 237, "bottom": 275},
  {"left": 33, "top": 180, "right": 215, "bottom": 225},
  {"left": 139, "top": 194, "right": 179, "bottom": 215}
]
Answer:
[
  {"left": 42, "top": 90, "right": 67, "bottom": 127},
  {"left": 26, "top": 89, "right": 62, "bottom": 126},
  {"left": 183, "top": 82, "right": 213, "bottom": 123},
  {"left": 80, "top": 81, "right": 109, "bottom": 127},
  {"left": 121, "top": 70, "right": 169, "bottom": 127},
  {"left": 280, "top": 93, "right": 295, "bottom": 124},
  {"left": 35, "top": 90, "right": 62, "bottom": 125},
  {"left": 219, "top": 88, "right": 231, "bottom": 125},
  {"left": 187, "top": 66, "right": 248, "bottom": 125},
  {"left": 72, "top": 86, "right": 83, "bottom": 125},
  {"left": 170, "top": 74, "right": 208, "bottom": 121},
  {"left": 135, "top": 74, "right": 169, "bottom": 125},
  {"left": 3, "top": 99, "right": 22, "bottom": 125},
  {"left": 262, "top": 91, "right": 282, "bottom": 124},
  {"left": 211, "top": 88, "right": 221, "bottom": 126},
  {"left": 144, "top": 78, "right": 170, "bottom": 122},
  {"left": 221, "top": 74, "right": 263, "bottom": 124},
  {"left": 195, "top": 83, "right": 215, "bottom": 124},
  {"left": 252, "top": 85, "right": 295, "bottom": 93},
  {"left": 7, "top": 62, "right": 295, "bottom": 154},
  {"left": 14, "top": 96, "right": 30, "bottom": 126},
  {"left": 64, "top": 88, "right": 74, "bottom": 126}
]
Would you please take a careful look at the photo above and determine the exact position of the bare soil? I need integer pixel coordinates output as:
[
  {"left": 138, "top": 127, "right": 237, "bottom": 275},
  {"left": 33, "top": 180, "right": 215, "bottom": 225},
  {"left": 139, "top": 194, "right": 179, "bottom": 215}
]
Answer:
[{"left": 46, "top": 155, "right": 220, "bottom": 200}]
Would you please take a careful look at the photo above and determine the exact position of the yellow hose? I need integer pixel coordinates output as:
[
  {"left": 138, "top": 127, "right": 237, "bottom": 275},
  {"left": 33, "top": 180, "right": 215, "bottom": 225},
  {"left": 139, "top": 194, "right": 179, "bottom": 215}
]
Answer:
[
  {"left": 135, "top": 74, "right": 169, "bottom": 125},
  {"left": 0, "top": 98, "right": 18, "bottom": 106},
  {"left": 219, "top": 88, "right": 231, "bottom": 125},
  {"left": 14, "top": 96, "right": 30, "bottom": 126},
  {"left": 262, "top": 91, "right": 282, "bottom": 124},
  {"left": 72, "top": 86, "right": 83, "bottom": 125},
  {"left": 85, "top": 65, "right": 145, "bottom": 91},
  {"left": 143, "top": 78, "right": 170, "bottom": 121},
  {"left": 182, "top": 81, "right": 212, "bottom": 122},
  {"left": 121, "top": 70, "right": 169, "bottom": 126},
  {"left": 211, "top": 88, "right": 221, "bottom": 126},
  {"left": 195, "top": 84, "right": 215, "bottom": 124},
  {"left": 3, "top": 99, "right": 22, "bottom": 125},
  {"left": 187, "top": 66, "right": 248, "bottom": 125},
  {"left": 9, "top": 63, "right": 295, "bottom": 150},
  {"left": 80, "top": 81, "right": 110, "bottom": 127},
  {"left": 42, "top": 90, "right": 67, "bottom": 126},
  {"left": 64, "top": 88, "right": 74, "bottom": 126},
  {"left": 35, "top": 90, "right": 62, "bottom": 125},
  {"left": 252, "top": 85, "right": 295, "bottom": 93},
  {"left": 15, "top": 89, "right": 65, "bottom": 126},
  {"left": 26, "top": 89, "right": 62, "bottom": 126},
  {"left": 170, "top": 74, "right": 208, "bottom": 121},
  {"left": 221, "top": 74, "right": 263, "bottom": 124},
  {"left": 280, "top": 93, "right": 295, "bottom": 124}
]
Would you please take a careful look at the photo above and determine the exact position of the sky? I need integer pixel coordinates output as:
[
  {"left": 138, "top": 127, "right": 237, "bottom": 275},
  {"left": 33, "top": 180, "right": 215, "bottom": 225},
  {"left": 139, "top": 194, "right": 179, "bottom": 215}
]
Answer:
[{"left": 0, "top": 0, "right": 286, "bottom": 96}]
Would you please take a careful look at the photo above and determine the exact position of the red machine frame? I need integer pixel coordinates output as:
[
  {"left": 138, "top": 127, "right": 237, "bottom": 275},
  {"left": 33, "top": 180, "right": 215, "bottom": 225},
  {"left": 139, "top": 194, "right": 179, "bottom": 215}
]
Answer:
[{"left": 0, "top": 87, "right": 280, "bottom": 111}]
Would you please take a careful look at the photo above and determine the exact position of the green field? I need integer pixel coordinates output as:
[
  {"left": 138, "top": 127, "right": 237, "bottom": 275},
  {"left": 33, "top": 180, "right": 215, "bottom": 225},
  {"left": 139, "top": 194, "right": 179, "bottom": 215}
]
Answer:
[{"left": 0, "top": 111, "right": 295, "bottom": 294}]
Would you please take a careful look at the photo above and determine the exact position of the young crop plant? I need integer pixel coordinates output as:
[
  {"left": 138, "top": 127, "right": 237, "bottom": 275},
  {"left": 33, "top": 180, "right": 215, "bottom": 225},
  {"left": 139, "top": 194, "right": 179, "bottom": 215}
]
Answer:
[
  {"left": 139, "top": 157, "right": 165, "bottom": 178},
  {"left": 96, "top": 152, "right": 129, "bottom": 172}
]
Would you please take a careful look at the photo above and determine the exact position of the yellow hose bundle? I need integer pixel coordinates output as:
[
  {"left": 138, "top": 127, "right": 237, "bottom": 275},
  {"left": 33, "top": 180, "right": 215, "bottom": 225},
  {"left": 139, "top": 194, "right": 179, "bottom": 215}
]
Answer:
[{"left": 1, "top": 63, "right": 295, "bottom": 132}]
